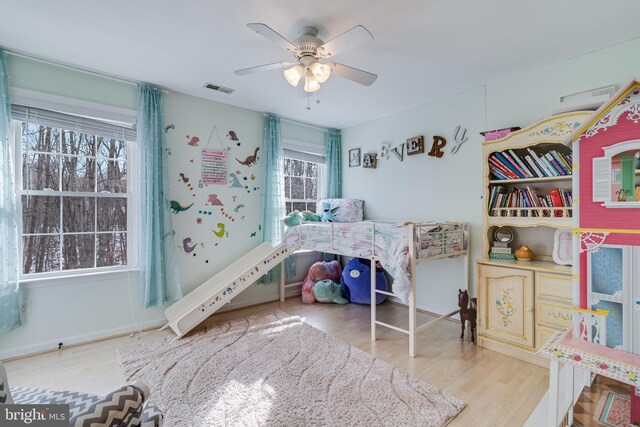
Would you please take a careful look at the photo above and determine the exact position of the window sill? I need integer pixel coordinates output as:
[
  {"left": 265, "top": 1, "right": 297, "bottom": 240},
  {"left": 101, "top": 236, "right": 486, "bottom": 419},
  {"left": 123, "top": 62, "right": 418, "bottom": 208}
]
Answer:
[
  {"left": 601, "top": 201, "right": 640, "bottom": 208},
  {"left": 19, "top": 268, "right": 139, "bottom": 289}
]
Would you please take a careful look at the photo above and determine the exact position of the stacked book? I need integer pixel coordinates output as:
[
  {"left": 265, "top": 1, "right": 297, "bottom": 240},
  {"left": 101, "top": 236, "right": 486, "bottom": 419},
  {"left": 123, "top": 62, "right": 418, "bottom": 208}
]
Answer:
[
  {"left": 489, "top": 241, "right": 515, "bottom": 260},
  {"left": 488, "top": 185, "right": 572, "bottom": 217},
  {"left": 488, "top": 148, "right": 572, "bottom": 180}
]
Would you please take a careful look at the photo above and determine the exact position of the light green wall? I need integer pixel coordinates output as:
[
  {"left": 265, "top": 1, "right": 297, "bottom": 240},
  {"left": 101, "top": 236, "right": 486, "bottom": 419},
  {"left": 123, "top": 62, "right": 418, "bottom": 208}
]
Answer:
[
  {"left": 7, "top": 55, "right": 136, "bottom": 110},
  {"left": 0, "top": 56, "right": 286, "bottom": 357},
  {"left": 342, "top": 37, "right": 640, "bottom": 315}
]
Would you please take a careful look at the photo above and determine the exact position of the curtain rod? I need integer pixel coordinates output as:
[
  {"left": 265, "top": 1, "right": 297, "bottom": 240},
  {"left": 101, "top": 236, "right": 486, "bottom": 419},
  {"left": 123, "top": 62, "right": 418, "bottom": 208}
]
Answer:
[
  {"left": 271, "top": 114, "right": 339, "bottom": 133},
  {"left": 5, "top": 49, "right": 168, "bottom": 93}
]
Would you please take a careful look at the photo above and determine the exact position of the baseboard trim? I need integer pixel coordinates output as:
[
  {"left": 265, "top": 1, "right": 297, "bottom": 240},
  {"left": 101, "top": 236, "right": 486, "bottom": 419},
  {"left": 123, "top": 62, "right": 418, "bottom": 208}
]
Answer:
[
  {"left": 1, "top": 286, "right": 303, "bottom": 361},
  {"left": 0, "top": 318, "right": 166, "bottom": 361}
]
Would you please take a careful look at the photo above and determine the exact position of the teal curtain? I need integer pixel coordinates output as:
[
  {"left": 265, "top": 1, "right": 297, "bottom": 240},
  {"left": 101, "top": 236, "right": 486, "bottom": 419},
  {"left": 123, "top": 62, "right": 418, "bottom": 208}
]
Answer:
[
  {"left": 0, "top": 49, "right": 21, "bottom": 334},
  {"left": 137, "top": 84, "right": 182, "bottom": 308},
  {"left": 323, "top": 129, "right": 342, "bottom": 199},
  {"left": 260, "top": 115, "right": 295, "bottom": 283},
  {"left": 320, "top": 130, "right": 341, "bottom": 262}
]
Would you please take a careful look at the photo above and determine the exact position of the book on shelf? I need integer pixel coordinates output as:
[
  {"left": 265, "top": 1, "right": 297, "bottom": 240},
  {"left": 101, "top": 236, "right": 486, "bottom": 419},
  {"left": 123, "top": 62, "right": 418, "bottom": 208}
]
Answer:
[
  {"left": 545, "top": 152, "right": 567, "bottom": 176},
  {"left": 489, "top": 156, "right": 519, "bottom": 179},
  {"left": 491, "top": 247, "right": 512, "bottom": 254},
  {"left": 489, "top": 148, "right": 572, "bottom": 180},
  {"left": 488, "top": 185, "right": 572, "bottom": 217},
  {"left": 489, "top": 252, "right": 516, "bottom": 260},
  {"left": 493, "top": 241, "right": 509, "bottom": 248},
  {"left": 524, "top": 155, "right": 544, "bottom": 177},
  {"left": 494, "top": 152, "right": 526, "bottom": 179},
  {"left": 508, "top": 149, "right": 533, "bottom": 178}
]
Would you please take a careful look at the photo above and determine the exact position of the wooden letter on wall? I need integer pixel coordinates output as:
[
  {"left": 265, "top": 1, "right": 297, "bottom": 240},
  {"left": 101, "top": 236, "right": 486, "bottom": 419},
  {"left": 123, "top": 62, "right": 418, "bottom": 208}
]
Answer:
[
  {"left": 406, "top": 136, "right": 424, "bottom": 156},
  {"left": 428, "top": 136, "right": 447, "bottom": 158},
  {"left": 363, "top": 153, "right": 377, "bottom": 169}
]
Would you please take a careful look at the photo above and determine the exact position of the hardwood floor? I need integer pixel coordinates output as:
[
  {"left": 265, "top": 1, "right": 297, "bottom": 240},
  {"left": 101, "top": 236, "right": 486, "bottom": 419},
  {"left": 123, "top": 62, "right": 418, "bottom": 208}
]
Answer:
[{"left": 3, "top": 299, "right": 549, "bottom": 426}]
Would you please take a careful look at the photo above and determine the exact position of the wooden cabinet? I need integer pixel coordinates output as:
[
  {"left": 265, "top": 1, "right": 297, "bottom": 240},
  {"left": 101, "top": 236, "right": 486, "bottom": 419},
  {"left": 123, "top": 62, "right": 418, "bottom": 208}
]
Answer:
[
  {"left": 478, "top": 264, "right": 534, "bottom": 348},
  {"left": 477, "top": 261, "right": 573, "bottom": 366}
]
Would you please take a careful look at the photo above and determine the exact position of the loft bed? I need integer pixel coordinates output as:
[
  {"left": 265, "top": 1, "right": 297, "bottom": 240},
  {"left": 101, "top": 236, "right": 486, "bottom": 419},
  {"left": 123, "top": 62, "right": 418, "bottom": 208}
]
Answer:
[{"left": 281, "top": 220, "right": 470, "bottom": 357}]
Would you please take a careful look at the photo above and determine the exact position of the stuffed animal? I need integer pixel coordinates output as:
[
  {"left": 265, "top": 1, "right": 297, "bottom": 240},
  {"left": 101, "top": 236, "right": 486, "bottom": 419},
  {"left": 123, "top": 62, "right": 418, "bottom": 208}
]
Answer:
[
  {"left": 320, "top": 202, "right": 339, "bottom": 222},
  {"left": 301, "top": 260, "right": 342, "bottom": 304},
  {"left": 301, "top": 210, "right": 321, "bottom": 222},
  {"left": 340, "top": 257, "right": 388, "bottom": 305},
  {"left": 313, "top": 279, "right": 348, "bottom": 304},
  {"left": 283, "top": 210, "right": 303, "bottom": 227}
]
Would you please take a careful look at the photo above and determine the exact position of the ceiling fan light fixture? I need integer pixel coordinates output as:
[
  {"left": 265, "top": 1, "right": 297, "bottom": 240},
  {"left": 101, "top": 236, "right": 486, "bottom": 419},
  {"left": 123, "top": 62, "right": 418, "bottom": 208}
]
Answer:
[
  {"left": 310, "top": 61, "right": 331, "bottom": 83},
  {"left": 284, "top": 65, "right": 304, "bottom": 86},
  {"left": 304, "top": 74, "right": 320, "bottom": 93}
]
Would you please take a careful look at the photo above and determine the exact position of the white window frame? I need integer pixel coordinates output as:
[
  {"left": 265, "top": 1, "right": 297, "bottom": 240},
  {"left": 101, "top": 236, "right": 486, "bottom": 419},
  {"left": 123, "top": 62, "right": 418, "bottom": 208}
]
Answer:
[
  {"left": 283, "top": 155, "right": 324, "bottom": 214},
  {"left": 11, "top": 93, "right": 139, "bottom": 283}
]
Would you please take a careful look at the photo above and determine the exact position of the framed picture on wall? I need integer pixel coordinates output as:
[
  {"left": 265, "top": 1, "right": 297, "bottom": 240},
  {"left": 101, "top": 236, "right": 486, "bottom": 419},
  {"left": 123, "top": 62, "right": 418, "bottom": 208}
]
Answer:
[{"left": 349, "top": 148, "right": 361, "bottom": 167}]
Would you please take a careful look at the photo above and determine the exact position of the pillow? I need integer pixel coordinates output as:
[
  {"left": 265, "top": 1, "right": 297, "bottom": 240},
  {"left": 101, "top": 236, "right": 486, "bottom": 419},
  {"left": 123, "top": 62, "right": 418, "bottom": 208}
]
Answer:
[{"left": 317, "top": 198, "right": 364, "bottom": 223}]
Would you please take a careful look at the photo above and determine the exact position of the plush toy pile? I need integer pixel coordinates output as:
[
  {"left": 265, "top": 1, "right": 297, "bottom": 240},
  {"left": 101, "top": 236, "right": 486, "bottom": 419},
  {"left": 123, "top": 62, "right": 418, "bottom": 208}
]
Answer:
[
  {"left": 340, "top": 257, "right": 388, "bottom": 305},
  {"left": 313, "top": 279, "right": 348, "bottom": 304},
  {"left": 301, "top": 260, "right": 342, "bottom": 304}
]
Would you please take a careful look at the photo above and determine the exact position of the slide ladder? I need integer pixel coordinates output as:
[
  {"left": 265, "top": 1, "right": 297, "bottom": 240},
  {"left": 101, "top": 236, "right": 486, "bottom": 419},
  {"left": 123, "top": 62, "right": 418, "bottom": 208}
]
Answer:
[{"left": 163, "top": 242, "right": 290, "bottom": 338}]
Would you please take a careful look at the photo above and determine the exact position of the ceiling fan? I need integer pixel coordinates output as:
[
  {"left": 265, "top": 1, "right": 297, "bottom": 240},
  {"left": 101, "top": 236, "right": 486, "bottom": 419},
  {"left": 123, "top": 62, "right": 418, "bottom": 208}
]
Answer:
[{"left": 235, "top": 23, "right": 377, "bottom": 93}]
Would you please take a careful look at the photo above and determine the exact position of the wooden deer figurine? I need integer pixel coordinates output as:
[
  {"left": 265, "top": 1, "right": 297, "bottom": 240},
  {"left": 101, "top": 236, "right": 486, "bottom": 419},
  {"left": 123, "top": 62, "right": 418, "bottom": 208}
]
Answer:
[{"left": 458, "top": 289, "right": 477, "bottom": 344}]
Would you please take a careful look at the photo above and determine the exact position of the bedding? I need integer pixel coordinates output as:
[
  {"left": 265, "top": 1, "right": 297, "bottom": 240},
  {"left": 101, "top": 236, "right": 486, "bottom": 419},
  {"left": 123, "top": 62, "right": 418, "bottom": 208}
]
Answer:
[{"left": 283, "top": 221, "right": 467, "bottom": 304}]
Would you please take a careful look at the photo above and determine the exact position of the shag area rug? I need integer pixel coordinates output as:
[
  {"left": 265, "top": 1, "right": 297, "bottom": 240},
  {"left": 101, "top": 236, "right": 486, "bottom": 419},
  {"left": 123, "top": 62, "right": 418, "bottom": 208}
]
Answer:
[{"left": 118, "top": 311, "right": 464, "bottom": 426}]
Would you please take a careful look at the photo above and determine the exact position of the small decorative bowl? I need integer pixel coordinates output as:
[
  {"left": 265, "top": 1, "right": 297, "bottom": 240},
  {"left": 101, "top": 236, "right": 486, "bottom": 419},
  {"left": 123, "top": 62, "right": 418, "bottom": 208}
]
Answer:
[{"left": 515, "top": 245, "right": 534, "bottom": 261}]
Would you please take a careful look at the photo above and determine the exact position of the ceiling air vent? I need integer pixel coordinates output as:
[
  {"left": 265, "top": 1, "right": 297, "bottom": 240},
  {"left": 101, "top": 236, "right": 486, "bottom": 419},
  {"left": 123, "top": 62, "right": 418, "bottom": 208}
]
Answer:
[{"left": 204, "top": 83, "right": 235, "bottom": 94}]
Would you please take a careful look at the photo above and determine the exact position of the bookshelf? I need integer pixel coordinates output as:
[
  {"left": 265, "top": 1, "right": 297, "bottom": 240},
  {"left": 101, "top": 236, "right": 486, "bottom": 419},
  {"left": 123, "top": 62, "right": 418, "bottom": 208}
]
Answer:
[{"left": 477, "top": 111, "right": 593, "bottom": 367}]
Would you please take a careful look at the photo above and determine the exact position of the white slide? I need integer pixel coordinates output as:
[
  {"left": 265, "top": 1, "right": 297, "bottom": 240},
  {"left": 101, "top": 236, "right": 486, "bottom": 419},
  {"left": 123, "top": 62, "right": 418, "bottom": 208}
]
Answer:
[{"left": 163, "top": 242, "right": 290, "bottom": 339}]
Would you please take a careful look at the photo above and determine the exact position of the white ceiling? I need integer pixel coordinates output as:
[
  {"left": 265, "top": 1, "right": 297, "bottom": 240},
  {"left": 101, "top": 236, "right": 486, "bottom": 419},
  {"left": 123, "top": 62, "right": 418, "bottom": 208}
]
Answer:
[{"left": 1, "top": 0, "right": 640, "bottom": 129}]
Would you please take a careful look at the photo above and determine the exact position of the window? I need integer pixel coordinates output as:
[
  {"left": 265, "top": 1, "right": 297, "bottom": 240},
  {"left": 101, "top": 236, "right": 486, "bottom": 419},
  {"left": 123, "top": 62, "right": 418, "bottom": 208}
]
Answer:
[
  {"left": 592, "top": 139, "right": 640, "bottom": 206},
  {"left": 283, "top": 157, "right": 322, "bottom": 214},
  {"left": 13, "top": 106, "right": 136, "bottom": 277}
]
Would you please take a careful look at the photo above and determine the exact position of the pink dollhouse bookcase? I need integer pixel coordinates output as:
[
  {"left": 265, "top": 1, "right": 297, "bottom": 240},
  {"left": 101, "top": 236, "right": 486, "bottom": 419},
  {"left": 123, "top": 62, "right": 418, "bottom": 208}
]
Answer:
[{"left": 568, "top": 78, "right": 640, "bottom": 422}]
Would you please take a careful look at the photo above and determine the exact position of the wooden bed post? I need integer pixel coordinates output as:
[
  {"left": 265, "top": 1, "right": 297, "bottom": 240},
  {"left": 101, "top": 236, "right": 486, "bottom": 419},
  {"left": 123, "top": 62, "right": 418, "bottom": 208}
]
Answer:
[{"left": 409, "top": 223, "right": 417, "bottom": 358}]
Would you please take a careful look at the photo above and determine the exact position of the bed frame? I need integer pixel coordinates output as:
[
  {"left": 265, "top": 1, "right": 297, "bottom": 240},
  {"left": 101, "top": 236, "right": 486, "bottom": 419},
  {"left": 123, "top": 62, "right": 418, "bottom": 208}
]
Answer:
[{"left": 280, "top": 221, "right": 470, "bottom": 357}]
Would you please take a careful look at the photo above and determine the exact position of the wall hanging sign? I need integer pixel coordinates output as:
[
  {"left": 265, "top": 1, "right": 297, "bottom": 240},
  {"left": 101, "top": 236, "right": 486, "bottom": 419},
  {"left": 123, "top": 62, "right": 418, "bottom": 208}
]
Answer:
[
  {"left": 201, "top": 125, "right": 228, "bottom": 185},
  {"left": 201, "top": 149, "right": 228, "bottom": 184}
]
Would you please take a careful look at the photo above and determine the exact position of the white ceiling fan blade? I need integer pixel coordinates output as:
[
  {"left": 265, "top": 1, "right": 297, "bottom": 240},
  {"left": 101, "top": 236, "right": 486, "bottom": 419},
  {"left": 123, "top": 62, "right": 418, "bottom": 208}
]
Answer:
[
  {"left": 328, "top": 62, "right": 377, "bottom": 86},
  {"left": 247, "top": 23, "right": 297, "bottom": 53},
  {"left": 318, "top": 25, "right": 373, "bottom": 58},
  {"left": 235, "top": 61, "right": 295, "bottom": 76}
]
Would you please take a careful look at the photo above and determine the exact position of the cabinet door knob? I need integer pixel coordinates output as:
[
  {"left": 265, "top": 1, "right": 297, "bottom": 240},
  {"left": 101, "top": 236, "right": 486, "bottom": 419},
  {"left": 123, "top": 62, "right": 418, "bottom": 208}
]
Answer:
[{"left": 526, "top": 307, "right": 533, "bottom": 312}]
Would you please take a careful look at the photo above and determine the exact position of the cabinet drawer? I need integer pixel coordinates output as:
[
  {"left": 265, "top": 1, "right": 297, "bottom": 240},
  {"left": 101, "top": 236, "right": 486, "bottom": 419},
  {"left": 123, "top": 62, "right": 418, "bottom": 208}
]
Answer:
[
  {"left": 536, "top": 325, "right": 562, "bottom": 350},
  {"left": 535, "top": 272, "right": 572, "bottom": 302},
  {"left": 537, "top": 300, "right": 573, "bottom": 329}
]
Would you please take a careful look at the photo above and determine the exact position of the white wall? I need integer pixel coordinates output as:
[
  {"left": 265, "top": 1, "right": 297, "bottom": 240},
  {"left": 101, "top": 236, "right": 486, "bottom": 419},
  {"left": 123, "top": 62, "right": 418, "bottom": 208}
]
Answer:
[{"left": 341, "top": 37, "right": 640, "bottom": 315}]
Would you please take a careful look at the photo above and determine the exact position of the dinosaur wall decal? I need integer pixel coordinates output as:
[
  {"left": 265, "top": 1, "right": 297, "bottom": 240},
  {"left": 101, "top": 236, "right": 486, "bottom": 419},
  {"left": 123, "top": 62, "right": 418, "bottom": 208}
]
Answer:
[
  {"left": 170, "top": 200, "right": 194, "bottom": 213},
  {"left": 235, "top": 147, "right": 260, "bottom": 166}
]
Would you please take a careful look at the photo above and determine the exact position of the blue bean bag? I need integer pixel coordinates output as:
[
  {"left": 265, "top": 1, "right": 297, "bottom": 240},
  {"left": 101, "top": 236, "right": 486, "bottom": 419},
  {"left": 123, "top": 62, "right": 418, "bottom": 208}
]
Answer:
[{"left": 340, "top": 257, "right": 388, "bottom": 305}]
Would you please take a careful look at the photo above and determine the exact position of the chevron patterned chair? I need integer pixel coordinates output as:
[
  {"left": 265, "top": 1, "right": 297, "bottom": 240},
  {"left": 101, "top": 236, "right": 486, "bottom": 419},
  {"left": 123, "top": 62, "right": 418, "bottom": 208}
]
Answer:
[{"left": 0, "top": 363, "right": 163, "bottom": 426}]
